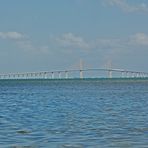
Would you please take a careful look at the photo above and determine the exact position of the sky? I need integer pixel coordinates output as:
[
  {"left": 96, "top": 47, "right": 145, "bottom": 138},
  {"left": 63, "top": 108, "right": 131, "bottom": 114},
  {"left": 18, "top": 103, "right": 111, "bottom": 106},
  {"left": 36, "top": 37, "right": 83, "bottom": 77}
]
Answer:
[{"left": 0, "top": 0, "right": 148, "bottom": 73}]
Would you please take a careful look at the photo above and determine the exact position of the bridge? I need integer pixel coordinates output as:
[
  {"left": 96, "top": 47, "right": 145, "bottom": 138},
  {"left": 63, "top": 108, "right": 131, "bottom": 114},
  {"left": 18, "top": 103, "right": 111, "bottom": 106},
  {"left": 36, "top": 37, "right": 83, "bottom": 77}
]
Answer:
[{"left": 0, "top": 68, "right": 148, "bottom": 79}]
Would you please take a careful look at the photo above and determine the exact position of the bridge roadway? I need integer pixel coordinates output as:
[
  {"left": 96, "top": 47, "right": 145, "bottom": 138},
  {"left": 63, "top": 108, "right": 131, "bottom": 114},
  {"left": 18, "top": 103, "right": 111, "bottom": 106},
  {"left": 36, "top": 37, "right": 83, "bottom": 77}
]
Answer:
[{"left": 0, "top": 68, "right": 148, "bottom": 79}]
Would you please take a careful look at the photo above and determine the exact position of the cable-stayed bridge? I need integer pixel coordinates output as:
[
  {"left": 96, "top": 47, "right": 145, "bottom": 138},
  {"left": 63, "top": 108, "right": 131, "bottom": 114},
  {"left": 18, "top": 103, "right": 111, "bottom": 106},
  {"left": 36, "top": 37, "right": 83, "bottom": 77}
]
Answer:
[{"left": 0, "top": 68, "right": 148, "bottom": 80}]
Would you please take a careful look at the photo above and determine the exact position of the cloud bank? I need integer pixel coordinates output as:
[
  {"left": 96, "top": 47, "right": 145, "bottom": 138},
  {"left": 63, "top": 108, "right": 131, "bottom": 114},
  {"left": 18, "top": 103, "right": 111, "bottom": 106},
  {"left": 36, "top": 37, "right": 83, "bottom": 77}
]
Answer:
[
  {"left": 130, "top": 33, "right": 148, "bottom": 46},
  {"left": 1, "top": 31, "right": 148, "bottom": 52},
  {"left": 0, "top": 31, "right": 50, "bottom": 54},
  {"left": 55, "top": 33, "right": 90, "bottom": 50},
  {"left": 54, "top": 32, "right": 148, "bottom": 51},
  {"left": 0, "top": 32, "right": 24, "bottom": 40},
  {"left": 1, "top": 31, "right": 148, "bottom": 61},
  {"left": 105, "top": 0, "right": 148, "bottom": 13}
]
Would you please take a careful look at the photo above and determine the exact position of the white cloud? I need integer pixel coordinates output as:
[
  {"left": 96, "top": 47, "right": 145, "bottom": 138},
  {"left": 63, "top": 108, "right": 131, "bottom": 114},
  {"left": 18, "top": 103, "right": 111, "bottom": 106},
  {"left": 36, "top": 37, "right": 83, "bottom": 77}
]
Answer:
[
  {"left": 129, "top": 33, "right": 148, "bottom": 46},
  {"left": 16, "top": 40, "right": 50, "bottom": 54},
  {"left": 16, "top": 40, "right": 34, "bottom": 51},
  {"left": 0, "top": 31, "right": 50, "bottom": 54},
  {"left": 53, "top": 32, "right": 148, "bottom": 53},
  {"left": 95, "top": 33, "right": 148, "bottom": 49},
  {"left": 91, "top": 32, "right": 148, "bottom": 62},
  {"left": 55, "top": 33, "right": 91, "bottom": 50},
  {"left": 90, "top": 32, "right": 148, "bottom": 67},
  {"left": 105, "top": 0, "right": 148, "bottom": 13},
  {"left": 0, "top": 32, "right": 24, "bottom": 40},
  {"left": 1, "top": 31, "right": 148, "bottom": 57}
]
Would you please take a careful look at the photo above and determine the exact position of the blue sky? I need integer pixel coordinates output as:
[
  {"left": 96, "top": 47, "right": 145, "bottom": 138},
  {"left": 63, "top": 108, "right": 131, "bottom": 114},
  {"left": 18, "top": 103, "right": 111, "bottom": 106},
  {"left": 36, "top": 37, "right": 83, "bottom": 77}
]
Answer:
[{"left": 0, "top": 0, "right": 148, "bottom": 73}]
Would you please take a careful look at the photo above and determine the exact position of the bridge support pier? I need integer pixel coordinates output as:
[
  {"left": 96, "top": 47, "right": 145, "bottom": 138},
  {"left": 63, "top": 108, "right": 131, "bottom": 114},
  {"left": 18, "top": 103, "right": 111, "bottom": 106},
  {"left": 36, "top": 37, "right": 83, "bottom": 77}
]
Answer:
[
  {"left": 65, "top": 71, "right": 68, "bottom": 79},
  {"left": 58, "top": 72, "right": 61, "bottom": 79},
  {"left": 51, "top": 72, "right": 54, "bottom": 79},
  {"left": 121, "top": 72, "right": 124, "bottom": 78},
  {"left": 108, "top": 70, "right": 112, "bottom": 78},
  {"left": 80, "top": 70, "right": 83, "bottom": 79}
]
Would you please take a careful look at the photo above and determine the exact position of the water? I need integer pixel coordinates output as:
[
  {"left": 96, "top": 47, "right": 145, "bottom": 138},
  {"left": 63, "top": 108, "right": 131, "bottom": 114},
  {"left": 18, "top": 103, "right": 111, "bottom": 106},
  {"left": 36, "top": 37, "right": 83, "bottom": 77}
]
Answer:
[{"left": 0, "top": 79, "right": 148, "bottom": 148}]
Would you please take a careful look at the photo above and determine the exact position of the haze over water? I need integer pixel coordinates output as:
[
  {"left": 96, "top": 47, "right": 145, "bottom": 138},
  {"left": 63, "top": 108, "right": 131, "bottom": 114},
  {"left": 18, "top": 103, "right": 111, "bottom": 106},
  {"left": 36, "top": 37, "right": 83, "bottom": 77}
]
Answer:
[{"left": 0, "top": 79, "right": 148, "bottom": 148}]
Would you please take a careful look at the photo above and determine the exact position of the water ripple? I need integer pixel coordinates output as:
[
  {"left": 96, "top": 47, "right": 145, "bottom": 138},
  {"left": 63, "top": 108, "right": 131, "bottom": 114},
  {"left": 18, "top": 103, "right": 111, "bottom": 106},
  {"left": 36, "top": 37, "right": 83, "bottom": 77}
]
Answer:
[{"left": 0, "top": 79, "right": 148, "bottom": 147}]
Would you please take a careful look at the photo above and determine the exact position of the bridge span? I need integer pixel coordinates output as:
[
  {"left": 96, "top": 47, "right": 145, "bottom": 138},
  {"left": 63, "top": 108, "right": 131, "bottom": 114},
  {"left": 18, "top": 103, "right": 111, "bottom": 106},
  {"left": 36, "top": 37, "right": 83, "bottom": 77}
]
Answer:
[{"left": 0, "top": 68, "right": 148, "bottom": 79}]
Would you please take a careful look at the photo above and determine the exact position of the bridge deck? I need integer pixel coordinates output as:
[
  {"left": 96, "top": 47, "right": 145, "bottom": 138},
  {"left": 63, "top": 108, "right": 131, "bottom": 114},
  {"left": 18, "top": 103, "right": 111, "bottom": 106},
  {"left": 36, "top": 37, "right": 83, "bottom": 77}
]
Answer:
[{"left": 0, "top": 68, "right": 148, "bottom": 79}]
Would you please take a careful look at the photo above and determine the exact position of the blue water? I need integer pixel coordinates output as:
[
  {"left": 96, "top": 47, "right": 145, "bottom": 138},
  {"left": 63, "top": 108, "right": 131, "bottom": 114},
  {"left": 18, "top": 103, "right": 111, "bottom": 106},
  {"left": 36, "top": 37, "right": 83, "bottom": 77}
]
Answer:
[{"left": 0, "top": 79, "right": 148, "bottom": 148}]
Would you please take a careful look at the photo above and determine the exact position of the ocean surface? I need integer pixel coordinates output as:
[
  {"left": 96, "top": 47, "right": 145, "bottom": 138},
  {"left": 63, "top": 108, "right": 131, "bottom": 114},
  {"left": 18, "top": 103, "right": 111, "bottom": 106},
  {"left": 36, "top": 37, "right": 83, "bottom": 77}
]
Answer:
[{"left": 0, "top": 79, "right": 148, "bottom": 148}]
